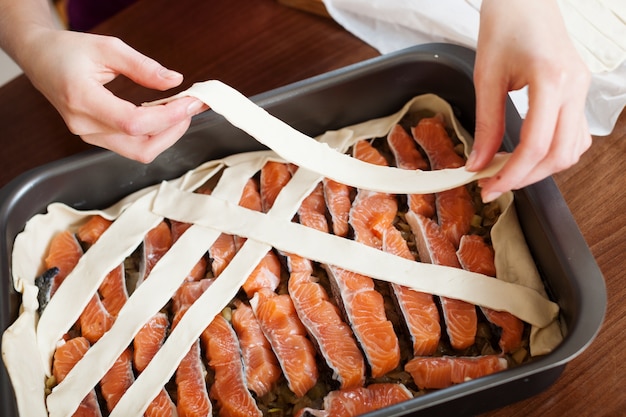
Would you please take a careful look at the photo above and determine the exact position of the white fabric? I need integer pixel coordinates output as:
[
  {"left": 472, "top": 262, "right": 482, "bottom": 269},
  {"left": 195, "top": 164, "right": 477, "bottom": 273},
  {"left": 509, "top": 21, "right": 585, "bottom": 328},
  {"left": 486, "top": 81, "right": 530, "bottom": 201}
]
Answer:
[{"left": 323, "top": 0, "right": 626, "bottom": 136}]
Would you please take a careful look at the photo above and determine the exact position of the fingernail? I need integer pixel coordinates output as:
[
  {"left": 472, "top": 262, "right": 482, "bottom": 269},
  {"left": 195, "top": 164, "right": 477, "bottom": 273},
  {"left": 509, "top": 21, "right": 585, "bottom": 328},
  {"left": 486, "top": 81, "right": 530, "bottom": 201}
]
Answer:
[
  {"left": 466, "top": 150, "right": 478, "bottom": 170},
  {"left": 159, "top": 67, "right": 183, "bottom": 80},
  {"left": 482, "top": 191, "right": 502, "bottom": 203},
  {"left": 186, "top": 100, "right": 203, "bottom": 115}
]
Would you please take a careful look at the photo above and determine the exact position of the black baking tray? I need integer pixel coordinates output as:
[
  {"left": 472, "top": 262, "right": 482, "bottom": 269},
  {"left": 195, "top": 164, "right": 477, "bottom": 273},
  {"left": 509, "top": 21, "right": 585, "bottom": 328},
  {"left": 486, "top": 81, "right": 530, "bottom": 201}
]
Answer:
[{"left": 0, "top": 44, "right": 606, "bottom": 416}]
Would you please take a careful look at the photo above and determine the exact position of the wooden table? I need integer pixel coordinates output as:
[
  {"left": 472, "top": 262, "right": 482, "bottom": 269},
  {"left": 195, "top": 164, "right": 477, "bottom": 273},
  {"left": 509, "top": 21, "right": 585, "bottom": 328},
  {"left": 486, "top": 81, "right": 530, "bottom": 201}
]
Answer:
[{"left": 1, "top": 0, "right": 624, "bottom": 415}]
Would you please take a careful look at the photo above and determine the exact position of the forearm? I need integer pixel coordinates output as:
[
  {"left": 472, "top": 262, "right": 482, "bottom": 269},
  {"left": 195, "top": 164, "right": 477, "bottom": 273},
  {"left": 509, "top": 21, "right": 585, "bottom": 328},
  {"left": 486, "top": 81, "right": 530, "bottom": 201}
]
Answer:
[{"left": 0, "top": 0, "right": 58, "bottom": 68}]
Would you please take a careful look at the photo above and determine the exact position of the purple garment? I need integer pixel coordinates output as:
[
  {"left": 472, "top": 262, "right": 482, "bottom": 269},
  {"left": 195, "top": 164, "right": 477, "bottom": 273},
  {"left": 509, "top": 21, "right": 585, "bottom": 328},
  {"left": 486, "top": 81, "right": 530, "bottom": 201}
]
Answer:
[{"left": 67, "top": 0, "right": 138, "bottom": 32}]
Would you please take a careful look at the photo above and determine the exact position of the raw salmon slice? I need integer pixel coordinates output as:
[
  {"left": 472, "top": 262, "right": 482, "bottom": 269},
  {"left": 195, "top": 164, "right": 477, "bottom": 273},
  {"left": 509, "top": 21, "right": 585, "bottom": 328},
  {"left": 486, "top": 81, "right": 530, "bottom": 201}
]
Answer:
[
  {"left": 382, "top": 226, "right": 441, "bottom": 356},
  {"left": 407, "top": 212, "right": 477, "bottom": 351},
  {"left": 411, "top": 116, "right": 474, "bottom": 248},
  {"left": 98, "top": 264, "right": 127, "bottom": 318},
  {"left": 260, "top": 160, "right": 292, "bottom": 212},
  {"left": 405, "top": 355, "right": 508, "bottom": 390},
  {"left": 322, "top": 178, "right": 352, "bottom": 237},
  {"left": 202, "top": 314, "right": 262, "bottom": 417},
  {"left": 175, "top": 339, "right": 212, "bottom": 417},
  {"left": 350, "top": 140, "right": 398, "bottom": 249},
  {"left": 138, "top": 220, "right": 173, "bottom": 287},
  {"left": 133, "top": 313, "right": 169, "bottom": 373},
  {"left": 231, "top": 300, "right": 281, "bottom": 397},
  {"left": 77, "top": 215, "right": 112, "bottom": 246},
  {"left": 209, "top": 232, "right": 237, "bottom": 278},
  {"left": 352, "top": 140, "right": 389, "bottom": 166},
  {"left": 250, "top": 287, "right": 318, "bottom": 397},
  {"left": 172, "top": 279, "right": 214, "bottom": 313},
  {"left": 297, "top": 183, "right": 329, "bottom": 234},
  {"left": 133, "top": 313, "right": 177, "bottom": 416},
  {"left": 457, "top": 235, "right": 524, "bottom": 353},
  {"left": 78, "top": 294, "right": 113, "bottom": 344},
  {"left": 170, "top": 219, "right": 208, "bottom": 282},
  {"left": 410, "top": 115, "right": 464, "bottom": 170},
  {"left": 295, "top": 383, "right": 413, "bottom": 417},
  {"left": 45, "top": 230, "right": 83, "bottom": 296},
  {"left": 387, "top": 124, "right": 435, "bottom": 218},
  {"left": 99, "top": 348, "right": 134, "bottom": 412},
  {"left": 52, "top": 337, "right": 102, "bottom": 417},
  {"left": 325, "top": 266, "right": 400, "bottom": 378}
]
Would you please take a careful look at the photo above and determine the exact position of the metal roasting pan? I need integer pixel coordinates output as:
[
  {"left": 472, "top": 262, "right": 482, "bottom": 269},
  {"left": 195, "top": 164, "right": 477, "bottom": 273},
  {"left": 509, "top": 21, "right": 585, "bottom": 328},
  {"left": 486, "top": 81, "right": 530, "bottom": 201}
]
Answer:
[{"left": 0, "top": 44, "right": 607, "bottom": 417}]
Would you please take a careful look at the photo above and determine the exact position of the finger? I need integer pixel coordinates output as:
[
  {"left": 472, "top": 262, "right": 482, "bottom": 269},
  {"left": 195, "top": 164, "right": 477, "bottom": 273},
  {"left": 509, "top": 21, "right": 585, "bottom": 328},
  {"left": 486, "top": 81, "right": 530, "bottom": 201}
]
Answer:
[
  {"left": 479, "top": 81, "right": 561, "bottom": 201},
  {"left": 505, "top": 104, "right": 591, "bottom": 189},
  {"left": 81, "top": 117, "right": 193, "bottom": 163},
  {"left": 69, "top": 88, "right": 204, "bottom": 138},
  {"left": 467, "top": 54, "right": 508, "bottom": 171},
  {"left": 100, "top": 37, "right": 183, "bottom": 91}
]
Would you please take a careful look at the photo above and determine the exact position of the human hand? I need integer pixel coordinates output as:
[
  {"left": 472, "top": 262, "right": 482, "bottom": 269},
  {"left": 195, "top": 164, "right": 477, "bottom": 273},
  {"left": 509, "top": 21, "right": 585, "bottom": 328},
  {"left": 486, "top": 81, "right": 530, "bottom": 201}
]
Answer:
[
  {"left": 466, "top": 0, "right": 592, "bottom": 202},
  {"left": 20, "top": 28, "right": 207, "bottom": 162}
]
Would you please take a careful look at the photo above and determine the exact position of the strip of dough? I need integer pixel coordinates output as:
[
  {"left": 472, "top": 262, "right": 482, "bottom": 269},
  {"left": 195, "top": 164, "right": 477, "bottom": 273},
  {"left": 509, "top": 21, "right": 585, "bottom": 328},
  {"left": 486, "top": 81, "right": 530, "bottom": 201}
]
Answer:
[
  {"left": 152, "top": 182, "right": 559, "bottom": 328},
  {"left": 146, "top": 80, "right": 509, "bottom": 193}
]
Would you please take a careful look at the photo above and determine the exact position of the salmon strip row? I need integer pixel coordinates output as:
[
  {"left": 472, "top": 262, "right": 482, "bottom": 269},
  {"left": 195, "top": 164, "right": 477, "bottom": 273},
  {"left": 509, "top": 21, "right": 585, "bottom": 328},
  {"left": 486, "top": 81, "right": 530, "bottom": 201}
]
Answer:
[
  {"left": 457, "top": 235, "right": 524, "bottom": 353},
  {"left": 171, "top": 283, "right": 213, "bottom": 417},
  {"left": 206, "top": 178, "right": 283, "bottom": 397},
  {"left": 411, "top": 116, "right": 474, "bottom": 248},
  {"left": 77, "top": 216, "right": 129, "bottom": 317},
  {"left": 170, "top": 219, "right": 208, "bottom": 282},
  {"left": 407, "top": 212, "right": 477, "bottom": 350},
  {"left": 77, "top": 216, "right": 136, "bottom": 412},
  {"left": 387, "top": 124, "right": 435, "bottom": 218},
  {"left": 52, "top": 337, "right": 102, "bottom": 417},
  {"left": 382, "top": 227, "right": 441, "bottom": 356},
  {"left": 202, "top": 314, "right": 262, "bottom": 417},
  {"left": 237, "top": 178, "right": 281, "bottom": 296},
  {"left": 324, "top": 265, "right": 400, "bottom": 378},
  {"left": 250, "top": 287, "right": 318, "bottom": 397},
  {"left": 405, "top": 355, "right": 507, "bottom": 390},
  {"left": 133, "top": 313, "right": 178, "bottom": 417},
  {"left": 100, "top": 349, "right": 134, "bottom": 413},
  {"left": 231, "top": 300, "right": 282, "bottom": 397},
  {"left": 253, "top": 162, "right": 319, "bottom": 397},
  {"left": 295, "top": 383, "right": 413, "bottom": 417},
  {"left": 291, "top": 183, "right": 366, "bottom": 389}
]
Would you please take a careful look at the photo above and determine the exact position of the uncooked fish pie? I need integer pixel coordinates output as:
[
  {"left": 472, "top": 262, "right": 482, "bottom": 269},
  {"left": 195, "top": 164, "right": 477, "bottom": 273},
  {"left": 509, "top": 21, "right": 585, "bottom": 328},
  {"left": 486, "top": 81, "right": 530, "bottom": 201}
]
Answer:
[{"left": 2, "top": 81, "right": 561, "bottom": 417}]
